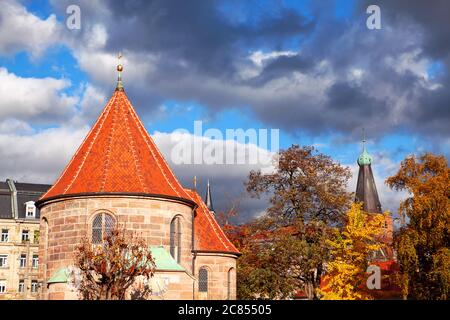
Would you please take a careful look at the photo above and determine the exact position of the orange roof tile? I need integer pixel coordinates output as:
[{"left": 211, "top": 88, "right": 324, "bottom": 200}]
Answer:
[
  {"left": 39, "top": 89, "right": 192, "bottom": 203},
  {"left": 186, "top": 189, "right": 240, "bottom": 255}
]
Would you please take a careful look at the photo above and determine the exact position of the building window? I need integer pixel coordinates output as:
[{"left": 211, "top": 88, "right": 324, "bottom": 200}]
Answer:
[
  {"left": 31, "top": 280, "right": 38, "bottom": 293},
  {"left": 21, "top": 230, "right": 29, "bottom": 242},
  {"left": 32, "top": 255, "right": 38, "bottom": 268},
  {"left": 18, "top": 280, "right": 24, "bottom": 293},
  {"left": 1, "top": 229, "right": 8, "bottom": 242},
  {"left": 92, "top": 213, "right": 115, "bottom": 244},
  {"left": 170, "top": 216, "right": 182, "bottom": 263},
  {"left": 19, "top": 254, "right": 27, "bottom": 268},
  {"left": 0, "top": 255, "right": 7, "bottom": 268},
  {"left": 25, "top": 201, "right": 36, "bottom": 218},
  {"left": 0, "top": 280, "right": 5, "bottom": 293},
  {"left": 198, "top": 267, "right": 208, "bottom": 293}
]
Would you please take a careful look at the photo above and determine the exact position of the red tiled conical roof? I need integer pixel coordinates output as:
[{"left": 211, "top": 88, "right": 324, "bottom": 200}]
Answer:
[
  {"left": 40, "top": 89, "right": 192, "bottom": 203},
  {"left": 186, "top": 189, "right": 240, "bottom": 255}
]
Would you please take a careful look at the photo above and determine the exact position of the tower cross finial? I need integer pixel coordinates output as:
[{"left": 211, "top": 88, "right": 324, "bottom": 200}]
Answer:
[
  {"left": 362, "top": 127, "right": 366, "bottom": 152},
  {"left": 116, "top": 52, "right": 124, "bottom": 91}
]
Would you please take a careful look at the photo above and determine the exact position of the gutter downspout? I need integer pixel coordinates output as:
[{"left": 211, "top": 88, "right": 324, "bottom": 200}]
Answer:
[
  {"left": 6, "top": 179, "right": 18, "bottom": 219},
  {"left": 191, "top": 204, "right": 198, "bottom": 300}
]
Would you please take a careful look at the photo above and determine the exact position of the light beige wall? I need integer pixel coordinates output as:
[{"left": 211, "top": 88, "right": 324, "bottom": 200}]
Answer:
[
  {"left": 38, "top": 195, "right": 194, "bottom": 300},
  {"left": 194, "top": 253, "right": 237, "bottom": 300},
  {"left": 0, "top": 219, "right": 40, "bottom": 300}
]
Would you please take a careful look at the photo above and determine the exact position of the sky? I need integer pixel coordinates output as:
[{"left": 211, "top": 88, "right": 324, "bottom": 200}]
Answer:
[{"left": 0, "top": 0, "right": 449, "bottom": 224}]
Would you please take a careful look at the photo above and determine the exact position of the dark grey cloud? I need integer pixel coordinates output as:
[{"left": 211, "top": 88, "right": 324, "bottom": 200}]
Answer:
[
  {"left": 34, "top": 0, "right": 449, "bottom": 221},
  {"left": 47, "top": 0, "right": 450, "bottom": 146}
]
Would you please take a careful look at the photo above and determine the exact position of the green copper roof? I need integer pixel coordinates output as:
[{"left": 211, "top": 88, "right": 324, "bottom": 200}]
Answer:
[
  {"left": 46, "top": 247, "right": 184, "bottom": 284},
  {"left": 358, "top": 148, "right": 373, "bottom": 166},
  {"left": 150, "top": 246, "right": 185, "bottom": 271},
  {"left": 47, "top": 267, "right": 69, "bottom": 284}
]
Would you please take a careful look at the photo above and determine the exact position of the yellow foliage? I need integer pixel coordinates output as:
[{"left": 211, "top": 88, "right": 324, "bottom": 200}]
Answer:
[{"left": 319, "top": 203, "right": 387, "bottom": 300}]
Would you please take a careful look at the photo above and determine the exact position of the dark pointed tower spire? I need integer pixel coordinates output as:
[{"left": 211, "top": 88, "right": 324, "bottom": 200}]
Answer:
[
  {"left": 205, "top": 179, "right": 214, "bottom": 213},
  {"left": 355, "top": 130, "right": 382, "bottom": 213}
]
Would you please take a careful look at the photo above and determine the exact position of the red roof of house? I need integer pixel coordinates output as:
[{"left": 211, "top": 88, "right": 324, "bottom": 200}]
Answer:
[
  {"left": 40, "top": 89, "right": 191, "bottom": 202},
  {"left": 186, "top": 189, "right": 240, "bottom": 255}
]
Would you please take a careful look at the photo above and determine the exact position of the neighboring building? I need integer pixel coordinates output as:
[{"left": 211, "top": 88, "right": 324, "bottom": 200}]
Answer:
[
  {"left": 36, "top": 62, "right": 240, "bottom": 300},
  {"left": 0, "top": 179, "right": 51, "bottom": 300}
]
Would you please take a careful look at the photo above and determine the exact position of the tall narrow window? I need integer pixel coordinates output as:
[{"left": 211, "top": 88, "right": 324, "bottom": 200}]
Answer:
[
  {"left": 32, "top": 255, "right": 38, "bottom": 268},
  {"left": 0, "top": 255, "right": 7, "bottom": 268},
  {"left": 21, "top": 230, "right": 29, "bottom": 242},
  {"left": 198, "top": 267, "right": 208, "bottom": 293},
  {"left": 19, "top": 254, "right": 27, "bottom": 268},
  {"left": 1, "top": 229, "right": 8, "bottom": 242},
  {"left": 92, "top": 213, "right": 115, "bottom": 244},
  {"left": 227, "top": 268, "right": 233, "bottom": 300},
  {"left": 31, "top": 280, "right": 38, "bottom": 293},
  {"left": 18, "top": 280, "right": 24, "bottom": 293},
  {"left": 0, "top": 280, "right": 5, "bottom": 293},
  {"left": 170, "top": 216, "right": 181, "bottom": 263}
]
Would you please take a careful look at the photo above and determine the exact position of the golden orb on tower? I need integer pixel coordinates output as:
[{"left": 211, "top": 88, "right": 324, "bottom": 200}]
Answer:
[{"left": 117, "top": 64, "right": 123, "bottom": 72}]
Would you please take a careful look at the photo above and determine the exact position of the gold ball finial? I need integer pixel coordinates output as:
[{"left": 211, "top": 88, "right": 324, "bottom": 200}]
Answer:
[
  {"left": 115, "top": 52, "right": 124, "bottom": 91},
  {"left": 117, "top": 52, "right": 123, "bottom": 71}
]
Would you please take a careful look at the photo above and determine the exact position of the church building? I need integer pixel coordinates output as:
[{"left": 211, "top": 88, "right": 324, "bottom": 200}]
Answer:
[{"left": 35, "top": 62, "right": 240, "bottom": 300}]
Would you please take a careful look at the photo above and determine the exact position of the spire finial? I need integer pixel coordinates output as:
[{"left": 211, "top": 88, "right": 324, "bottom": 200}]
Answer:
[
  {"left": 116, "top": 52, "right": 124, "bottom": 91},
  {"left": 357, "top": 127, "right": 372, "bottom": 166},
  {"left": 362, "top": 127, "right": 366, "bottom": 152},
  {"left": 205, "top": 179, "right": 214, "bottom": 213},
  {"left": 193, "top": 176, "right": 197, "bottom": 191}
]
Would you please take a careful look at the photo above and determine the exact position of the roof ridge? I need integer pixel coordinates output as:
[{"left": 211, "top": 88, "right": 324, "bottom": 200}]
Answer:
[
  {"left": 122, "top": 95, "right": 148, "bottom": 193},
  {"left": 198, "top": 193, "right": 237, "bottom": 252},
  {"left": 99, "top": 95, "right": 119, "bottom": 192},
  {"left": 187, "top": 189, "right": 239, "bottom": 254},
  {"left": 63, "top": 93, "right": 117, "bottom": 194},
  {"left": 124, "top": 96, "right": 182, "bottom": 198},
  {"left": 42, "top": 93, "right": 117, "bottom": 199}
]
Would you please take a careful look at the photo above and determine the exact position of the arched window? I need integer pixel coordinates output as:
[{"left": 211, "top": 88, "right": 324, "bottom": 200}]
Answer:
[
  {"left": 227, "top": 268, "right": 234, "bottom": 300},
  {"left": 198, "top": 267, "right": 208, "bottom": 293},
  {"left": 92, "top": 213, "right": 115, "bottom": 244},
  {"left": 170, "top": 216, "right": 181, "bottom": 263}
]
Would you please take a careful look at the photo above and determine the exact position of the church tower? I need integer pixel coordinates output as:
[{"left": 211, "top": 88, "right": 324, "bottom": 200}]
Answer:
[
  {"left": 355, "top": 135, "right": 394, "bottom": 259},
  {"left": 355, "top": 138, "right": 382, "bottom": 213}
]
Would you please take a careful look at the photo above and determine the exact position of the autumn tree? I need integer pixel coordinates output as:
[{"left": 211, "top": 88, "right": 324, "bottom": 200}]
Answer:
[
  {"left": 386, "top": 153, "right": 449, "bottom": 300},
  {"left": 244, "top": 145, "right": 352, "bottom": 299},
  {"left": 74, "top": 228, "right": 156, "bottom": 300},
  {"left": 319, "top": 203, "right": 387, "bottom": 300}
]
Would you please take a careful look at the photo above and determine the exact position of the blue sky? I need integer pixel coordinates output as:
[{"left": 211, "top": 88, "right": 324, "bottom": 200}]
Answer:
[{"left": 0, "top": 0, "right": 448, "bottom": 222}]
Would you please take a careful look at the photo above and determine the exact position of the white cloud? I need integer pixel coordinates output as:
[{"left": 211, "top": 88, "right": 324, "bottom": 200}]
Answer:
[
  {"left": 152, "top": 130, "right": 276, "bottom": 179},
  {"left": 0, "top": 68, "right": 77, "bottom": 121},
  {"left": 0, "top": 119, "right": 34, "bottom": 134},
  {"left": 0, "top": 125, "right": 88, "bottom": 183},
  {"left": 74, "top": 49, "right": 155, "bottom": 89},
  {"left": 0, "top": 0, "right": 61, "bottom": 58}
]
